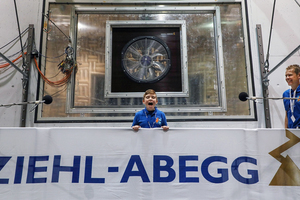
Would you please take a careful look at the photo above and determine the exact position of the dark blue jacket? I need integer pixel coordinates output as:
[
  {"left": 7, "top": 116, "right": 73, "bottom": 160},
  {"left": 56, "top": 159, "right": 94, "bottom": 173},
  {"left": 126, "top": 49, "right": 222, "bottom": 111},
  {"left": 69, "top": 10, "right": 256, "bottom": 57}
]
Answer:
[
  {"left": 283, "top": 85, "right": 300, "bottom": 128},
  {"left": 132, "top": 107, "right": 168, "bottom": 128}
]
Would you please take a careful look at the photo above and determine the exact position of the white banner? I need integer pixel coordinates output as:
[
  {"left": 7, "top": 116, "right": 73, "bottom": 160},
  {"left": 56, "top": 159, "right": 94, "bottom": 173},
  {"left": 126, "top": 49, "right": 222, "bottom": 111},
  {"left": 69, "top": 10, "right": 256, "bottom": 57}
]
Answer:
[{"left": 0, "top": 128, "right": 300, "bottom": 199}]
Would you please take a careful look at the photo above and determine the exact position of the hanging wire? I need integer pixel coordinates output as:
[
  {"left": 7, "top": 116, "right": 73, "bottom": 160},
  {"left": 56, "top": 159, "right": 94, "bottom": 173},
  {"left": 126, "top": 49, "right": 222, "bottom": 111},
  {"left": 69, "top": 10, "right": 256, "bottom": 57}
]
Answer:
[
  {"left": 42, "top": 13, "right": 71, "bottom": 42},
  {"left": 43, "top": 11, "right": 52, "bottom": 34},
  {"left": 0, "top": 46, "right": 27, "bottom": 64},
  {"left": 0, "top": 37, "right": 27, "bottom": 69},
  {"left": 264, "top": 0, "right": 277, "bottom": 70},
  {"left": 33, "top": 56, "right": 77, "bottom": 87},
  {"left": 47, "top": 69, "right": 62, "bottom": 79},
  {"left": 38, "top": 52, "right": 66, "bottom": 60},
  {"left": 0, "top": 65, "right": 13, "bottom": 75},
  {"left": 49, "top": 85, "right": 68, "bottom": 97},
  {"left": 0, "top": 51, "right": 76, "bottom": 88},
  {"left": 0, "top": 52, "right": 26, "bottom": 69},
  {"left": 13, "top": 0, "right": 26, "bottom": 69},
  {"left": 0, "top": 28, "right": 29, "bottom": 50}
]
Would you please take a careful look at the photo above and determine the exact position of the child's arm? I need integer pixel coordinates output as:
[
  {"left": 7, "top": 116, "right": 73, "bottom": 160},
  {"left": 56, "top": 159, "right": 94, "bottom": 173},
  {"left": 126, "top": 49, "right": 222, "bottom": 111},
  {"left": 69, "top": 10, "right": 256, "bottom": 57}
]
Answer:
[{"left": 132, "top": 125, "right": 141, "bottom": 131}]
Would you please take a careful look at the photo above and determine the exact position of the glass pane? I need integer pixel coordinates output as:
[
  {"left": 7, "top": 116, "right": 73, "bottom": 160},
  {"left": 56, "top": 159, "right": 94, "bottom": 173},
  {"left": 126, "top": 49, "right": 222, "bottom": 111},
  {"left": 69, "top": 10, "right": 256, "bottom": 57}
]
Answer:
[
  {"left": 75, "top": 13, "right": 218, "bottom": 107},
  {"left": 41, "top": 4, "right": 75, "bottom": 118},
  {"left": 40, "top": 3, "right": 250, "bottom": 120}
]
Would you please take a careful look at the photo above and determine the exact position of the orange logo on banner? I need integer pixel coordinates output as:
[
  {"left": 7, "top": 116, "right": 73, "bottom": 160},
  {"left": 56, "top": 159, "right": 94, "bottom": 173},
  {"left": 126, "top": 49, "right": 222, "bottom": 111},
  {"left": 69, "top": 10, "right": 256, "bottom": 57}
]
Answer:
[{"left": 269, "top": 130, "right": 300, "bottom": 186}]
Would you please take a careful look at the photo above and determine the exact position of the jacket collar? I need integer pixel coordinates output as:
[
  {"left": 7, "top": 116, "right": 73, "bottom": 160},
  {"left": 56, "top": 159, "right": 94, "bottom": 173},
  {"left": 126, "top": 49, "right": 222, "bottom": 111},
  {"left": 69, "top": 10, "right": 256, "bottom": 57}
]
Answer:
[{"left": 144, "top": 107, "right": 157, "bottom": 115}]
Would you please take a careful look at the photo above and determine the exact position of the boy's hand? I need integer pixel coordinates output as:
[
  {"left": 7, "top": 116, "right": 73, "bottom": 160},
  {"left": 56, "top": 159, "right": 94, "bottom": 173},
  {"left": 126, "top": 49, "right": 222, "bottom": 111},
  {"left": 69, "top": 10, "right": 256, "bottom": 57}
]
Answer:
[
  {"left": 162, "top": 126, "right": 169, "bottom": 131},
  {"left": 132, "top": 125, "right": 141, "bottom": 131}
]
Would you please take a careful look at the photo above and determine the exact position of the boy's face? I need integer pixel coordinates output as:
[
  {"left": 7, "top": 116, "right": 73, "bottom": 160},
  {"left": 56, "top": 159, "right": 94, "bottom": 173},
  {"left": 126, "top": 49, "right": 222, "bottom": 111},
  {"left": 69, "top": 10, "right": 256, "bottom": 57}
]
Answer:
[
  {"left": 285, "top": 69, "right": 300, "bottom": 88},
  {"left": 143, "top": 93, "right": 158, "bottom": 111}
]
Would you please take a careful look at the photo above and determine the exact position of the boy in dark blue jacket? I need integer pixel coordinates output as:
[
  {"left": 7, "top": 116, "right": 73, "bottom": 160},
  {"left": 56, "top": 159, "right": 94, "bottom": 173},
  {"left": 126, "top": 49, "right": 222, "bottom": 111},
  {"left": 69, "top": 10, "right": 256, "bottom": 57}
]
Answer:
[{"left": 132, "top": 89, "right": 169, "bottom": 131}]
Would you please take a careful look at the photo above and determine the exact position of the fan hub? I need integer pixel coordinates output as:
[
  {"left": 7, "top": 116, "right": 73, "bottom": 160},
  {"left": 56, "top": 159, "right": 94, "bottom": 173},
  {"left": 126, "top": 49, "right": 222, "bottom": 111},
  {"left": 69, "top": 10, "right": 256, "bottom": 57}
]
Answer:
[{"left": 140, "top": 55, "right": 152, "bottom": 67}]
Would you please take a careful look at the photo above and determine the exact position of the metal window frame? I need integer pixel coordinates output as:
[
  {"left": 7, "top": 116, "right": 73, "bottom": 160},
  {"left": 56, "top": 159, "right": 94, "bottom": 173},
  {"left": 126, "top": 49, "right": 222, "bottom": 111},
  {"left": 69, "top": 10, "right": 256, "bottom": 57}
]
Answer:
[
  {"left": 32, "top": 0, "right": 256, "bottom": 123},
  {"left": 65, "top": 5, "right": 227, "bottom": 114},
  {"left": 104, "top": 20, "right": 188, "bottom": 98}
]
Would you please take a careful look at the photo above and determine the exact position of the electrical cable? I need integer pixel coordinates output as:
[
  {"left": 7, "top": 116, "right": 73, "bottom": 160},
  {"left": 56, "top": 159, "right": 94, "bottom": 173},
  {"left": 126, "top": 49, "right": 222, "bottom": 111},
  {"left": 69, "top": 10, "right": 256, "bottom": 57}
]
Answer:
[
  {"left": 264, "top": 0, "right": 277, "bottom": 70},
  {"left": 0, "top": 52, "right": 26, "bottom": 69},
  {"left": 0, "top": 44, "right": 28, "bottom": 64},
  {"left": 13, "top": 0, "right": 26, "bottom": 68},
  {"left": 0, "top": 28, "right": 29, "bottom": 50},
  {"left": 0, "top": 52, "right": 76, "bottom": 87},
  {"left": 47, "top": 70, "right": 61, "bottom": 79},
  {"left": 33, "top": 56, "right": 76, "bottom": 87},
  {"left": 0, "top": 48, "right": 75, "bottom": 88},
  {"left": 0, "top": 66, "right": 14, "bottom": 75},
  {"left": 38, "top": 52, "right": 65, "bottom": 59},
  {"left": 43, "top": 11, "right": 52, "bottom": 34},
  {"left": 49, "top": 85, "right": 68, "bottom": 97},
  {"left": 42, "top": 13, "right": 70, "bottom": 42},
  {"left": 0, "top": 43, "right": 27, "bottom": 64}
]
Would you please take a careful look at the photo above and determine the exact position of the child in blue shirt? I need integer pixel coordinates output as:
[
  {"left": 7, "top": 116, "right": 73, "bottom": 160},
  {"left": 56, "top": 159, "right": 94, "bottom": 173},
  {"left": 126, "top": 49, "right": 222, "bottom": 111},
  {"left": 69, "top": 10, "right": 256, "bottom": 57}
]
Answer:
[{"left": 132, "top": 89, "right": 169, "bottom": 131}]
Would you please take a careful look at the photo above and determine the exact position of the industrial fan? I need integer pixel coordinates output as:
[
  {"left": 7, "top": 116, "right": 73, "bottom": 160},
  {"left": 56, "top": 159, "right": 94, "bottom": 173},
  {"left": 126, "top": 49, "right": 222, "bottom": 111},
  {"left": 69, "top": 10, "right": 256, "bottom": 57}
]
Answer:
[{"left": 121, "top": 36, "right": 171, "bottom": 83}]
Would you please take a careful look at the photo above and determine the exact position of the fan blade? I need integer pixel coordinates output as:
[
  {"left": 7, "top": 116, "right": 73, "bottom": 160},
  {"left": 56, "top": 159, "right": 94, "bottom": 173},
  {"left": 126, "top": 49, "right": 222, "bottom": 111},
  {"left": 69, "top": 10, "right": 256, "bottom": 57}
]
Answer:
[
  {"left": 153, "top": 61, "right": 165, "bottom": 71},
  {"left": 148, "top": 67, "right": 155, "bottom": 79},
  {"left": 123, "top": 59, "right": 140, "bottom": 72},
  {"left": 136, "top": 67, "right": 147, "bottom": 80},
  {"left": 127, "top": 46, "right": 142, "bottom": 59},
  {"left": 146, "top": 40, "right": 156, "bottom": 54},
  {"left": 150, "top": 53, "right": 163, "bottom": 59},
  {"left": 153, "top": 44, "right": 164, "bottom": 53}
]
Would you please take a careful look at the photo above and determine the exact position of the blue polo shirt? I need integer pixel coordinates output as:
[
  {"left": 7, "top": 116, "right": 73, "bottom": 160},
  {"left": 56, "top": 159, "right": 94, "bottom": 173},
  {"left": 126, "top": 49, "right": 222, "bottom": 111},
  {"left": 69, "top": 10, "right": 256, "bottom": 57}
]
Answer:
[
  {"left": 283, "top": 85, "right": 300, "bottom": 128},
  {"left": 132, "top": 107, "right": 168, "bottom": 128}
]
